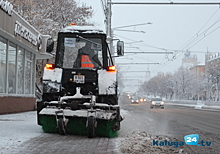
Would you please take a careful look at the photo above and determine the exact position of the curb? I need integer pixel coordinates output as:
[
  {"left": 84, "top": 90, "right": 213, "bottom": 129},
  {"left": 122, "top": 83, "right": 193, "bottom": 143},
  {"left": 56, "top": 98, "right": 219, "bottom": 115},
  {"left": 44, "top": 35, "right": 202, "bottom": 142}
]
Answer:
[
  {"left": 166, "top": 103, "right": 220, "bottom": 111},
  {"left": 201, "top": 105, "right": 220, "bottom": 111}
]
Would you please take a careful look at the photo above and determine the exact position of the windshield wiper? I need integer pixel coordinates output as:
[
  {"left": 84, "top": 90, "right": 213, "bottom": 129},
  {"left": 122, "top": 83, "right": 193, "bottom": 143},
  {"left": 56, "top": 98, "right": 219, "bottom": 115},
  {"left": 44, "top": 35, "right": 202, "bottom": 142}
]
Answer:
[{"left": 76, "top": 35, "right": 101, "bottom": 46}]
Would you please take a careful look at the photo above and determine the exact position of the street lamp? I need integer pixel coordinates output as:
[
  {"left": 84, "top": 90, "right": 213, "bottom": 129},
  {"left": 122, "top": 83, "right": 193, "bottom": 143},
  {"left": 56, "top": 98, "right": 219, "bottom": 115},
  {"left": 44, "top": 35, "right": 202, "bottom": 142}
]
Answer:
[
  {"left": 119, "top": 71, "right": 149, "bottom": 72},
  {"left": 117, "top": 63, "right": 159, "bottom": 65},
  {"left": 112, "top": 22, "right": 152, "bottom": 34},
  {"left": 124, "top": 51, "right": 173, "bottom": 54},
  {"left": 125, "top": 40, "right": 143, "bottom": 44},
  {"left": 113, "top": 29, "right": 146, "bottom": 33},
  {"left": 113, "top": 22, "right": 152, "bottom": 29}
]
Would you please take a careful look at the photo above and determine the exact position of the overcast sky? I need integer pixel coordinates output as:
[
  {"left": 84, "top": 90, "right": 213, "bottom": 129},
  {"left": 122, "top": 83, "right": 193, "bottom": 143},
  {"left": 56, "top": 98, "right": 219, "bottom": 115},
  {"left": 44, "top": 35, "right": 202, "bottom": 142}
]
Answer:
[{"left": 77, "top": 0, "right": 220, "bottom": 91}]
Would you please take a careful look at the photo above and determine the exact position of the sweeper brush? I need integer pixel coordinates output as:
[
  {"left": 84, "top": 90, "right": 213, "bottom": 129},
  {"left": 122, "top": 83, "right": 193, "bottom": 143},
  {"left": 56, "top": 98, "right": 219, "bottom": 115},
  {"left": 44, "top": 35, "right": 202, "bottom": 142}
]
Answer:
[
  {"left": 37, "top": 94, "right": 121, "bottom": 138},
  {"left": 39, "top": 110, "right": 119, "bottom": 137},
  {"left": 37, "top": 25, "right": 124, "bottom": 138}
]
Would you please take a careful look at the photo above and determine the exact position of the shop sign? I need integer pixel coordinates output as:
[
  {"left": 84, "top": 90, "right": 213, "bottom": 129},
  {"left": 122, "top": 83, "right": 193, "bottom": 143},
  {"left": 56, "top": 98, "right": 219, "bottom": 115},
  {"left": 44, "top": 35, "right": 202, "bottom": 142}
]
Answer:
[
  {"left": 0, "top": 0, "right": 13, "bottom": 16},
  {"left": 14, "top": 21, "right": 42, "bottom": 50}
]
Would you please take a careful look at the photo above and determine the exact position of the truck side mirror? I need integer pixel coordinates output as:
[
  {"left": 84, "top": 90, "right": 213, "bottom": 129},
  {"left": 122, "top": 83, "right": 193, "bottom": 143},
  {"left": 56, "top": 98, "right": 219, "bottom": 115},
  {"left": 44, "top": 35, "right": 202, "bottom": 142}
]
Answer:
[
  {"left": 117, "top": 41, "right": 124, "bottom": 56},
  {"left": 46, "top": 38, "right": 54, "bottom": 53}
]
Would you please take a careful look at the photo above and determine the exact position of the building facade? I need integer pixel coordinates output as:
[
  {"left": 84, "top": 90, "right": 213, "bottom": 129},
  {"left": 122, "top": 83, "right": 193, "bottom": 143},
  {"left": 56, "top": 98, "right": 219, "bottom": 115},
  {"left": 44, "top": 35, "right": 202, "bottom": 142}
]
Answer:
[
  {"left": 189, "top": 63, "right": 205, "bottom": 78},
  {"left": 0, "top": 1, "right": 52, "bottom": 114}
]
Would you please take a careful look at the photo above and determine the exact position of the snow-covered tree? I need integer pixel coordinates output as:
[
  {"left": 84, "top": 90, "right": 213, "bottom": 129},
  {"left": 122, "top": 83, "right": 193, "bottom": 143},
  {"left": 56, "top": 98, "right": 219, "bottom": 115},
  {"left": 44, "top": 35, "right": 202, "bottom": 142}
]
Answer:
[
  {"left": 142, "top": 66, "right": 207, "bottom": 100},
  {"left": 206, "top": 62, "right": 220, "bottom": 101},
  {"left": 117, "top": 66, "right": 125, "bottom": 93},
  {"left": 9, "top": 0, "right": 93, "bottom": 35},
  {"left": 8, "top": 0, "right": 94, "bottom": 94}
]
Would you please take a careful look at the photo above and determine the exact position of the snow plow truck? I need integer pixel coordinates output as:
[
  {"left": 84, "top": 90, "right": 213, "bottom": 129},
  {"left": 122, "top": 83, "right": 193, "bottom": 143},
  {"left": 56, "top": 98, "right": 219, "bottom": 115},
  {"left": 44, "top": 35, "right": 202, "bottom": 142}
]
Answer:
[{"left": 37, "top": 24, "right": 124, "bottom": 138}]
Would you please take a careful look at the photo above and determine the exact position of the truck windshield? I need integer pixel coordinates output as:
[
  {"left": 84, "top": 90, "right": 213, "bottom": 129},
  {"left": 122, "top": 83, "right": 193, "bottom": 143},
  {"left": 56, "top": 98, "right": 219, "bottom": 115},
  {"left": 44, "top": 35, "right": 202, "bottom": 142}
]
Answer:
[{"left": 60, "top": 37, "right": 103, "bottom": 69}]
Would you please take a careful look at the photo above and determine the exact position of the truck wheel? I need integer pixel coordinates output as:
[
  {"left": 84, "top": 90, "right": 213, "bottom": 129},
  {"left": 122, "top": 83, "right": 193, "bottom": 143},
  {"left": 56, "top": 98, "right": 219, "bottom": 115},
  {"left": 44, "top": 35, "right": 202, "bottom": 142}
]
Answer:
[
  {"left": 87, "top": 116, "right": 95, "bottom": 138},
  {"left": 58, "top": 118, "right": 66, "bottom": 135}
]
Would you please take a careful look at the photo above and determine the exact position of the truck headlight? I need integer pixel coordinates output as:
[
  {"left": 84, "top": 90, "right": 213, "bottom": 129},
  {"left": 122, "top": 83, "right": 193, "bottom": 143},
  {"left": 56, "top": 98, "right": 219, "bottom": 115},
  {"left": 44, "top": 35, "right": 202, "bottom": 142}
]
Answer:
[
  {"left": 160, "top": 101, "right": 164, "bottom": 105},
  {"left": 152, "top": 101, "right": 156, "bottom": 105}
]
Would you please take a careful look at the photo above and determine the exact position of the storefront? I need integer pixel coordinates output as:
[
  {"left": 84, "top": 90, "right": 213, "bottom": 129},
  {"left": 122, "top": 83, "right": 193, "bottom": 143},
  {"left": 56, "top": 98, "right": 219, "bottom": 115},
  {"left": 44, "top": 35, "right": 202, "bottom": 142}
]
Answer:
[{"left": 0, "top": 1, "right": 52, "bottom": 114}]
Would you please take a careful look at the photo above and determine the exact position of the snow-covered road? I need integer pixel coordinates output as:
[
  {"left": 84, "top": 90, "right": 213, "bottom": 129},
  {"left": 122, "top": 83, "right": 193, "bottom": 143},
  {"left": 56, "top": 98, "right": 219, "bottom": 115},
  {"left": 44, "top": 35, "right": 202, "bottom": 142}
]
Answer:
[{"left": 0, "top": 96, "right": 220, "bottom": 154}]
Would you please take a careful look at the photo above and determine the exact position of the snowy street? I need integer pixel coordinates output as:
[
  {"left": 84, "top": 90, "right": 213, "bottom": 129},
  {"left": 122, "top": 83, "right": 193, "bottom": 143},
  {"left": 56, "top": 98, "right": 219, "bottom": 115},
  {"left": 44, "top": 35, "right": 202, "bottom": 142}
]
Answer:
[{"left": 0, "top": 95, "right": 220, "bottom": 154}]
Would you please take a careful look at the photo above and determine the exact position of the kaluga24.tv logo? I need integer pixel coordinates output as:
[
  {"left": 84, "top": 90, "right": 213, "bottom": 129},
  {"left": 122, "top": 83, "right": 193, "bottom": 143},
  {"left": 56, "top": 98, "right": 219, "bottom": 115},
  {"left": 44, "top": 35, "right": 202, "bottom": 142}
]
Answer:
[
  {"left": 152, "top": 134, "right": 212, "bottom": 148},
  {"left": 184, "top": 134, "right": 212, "bottom": 147}
]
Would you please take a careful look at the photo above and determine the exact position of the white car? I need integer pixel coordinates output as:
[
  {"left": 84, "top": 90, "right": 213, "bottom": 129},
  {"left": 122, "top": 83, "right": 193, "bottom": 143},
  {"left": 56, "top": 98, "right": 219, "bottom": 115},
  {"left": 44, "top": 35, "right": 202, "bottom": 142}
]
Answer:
[
  {"left": 131, "top": 97, "right": 139, "bottom": 104},
  {"left": 150, "top": 98, "right": 164, "bottom": 109}
]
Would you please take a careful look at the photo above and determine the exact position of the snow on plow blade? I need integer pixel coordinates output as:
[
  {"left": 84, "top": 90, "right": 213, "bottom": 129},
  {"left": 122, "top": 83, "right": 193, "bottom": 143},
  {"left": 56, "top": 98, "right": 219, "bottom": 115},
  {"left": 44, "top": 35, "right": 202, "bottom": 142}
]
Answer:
[{"left": 39, "top": 104, "right": 121, "bottom": 138}]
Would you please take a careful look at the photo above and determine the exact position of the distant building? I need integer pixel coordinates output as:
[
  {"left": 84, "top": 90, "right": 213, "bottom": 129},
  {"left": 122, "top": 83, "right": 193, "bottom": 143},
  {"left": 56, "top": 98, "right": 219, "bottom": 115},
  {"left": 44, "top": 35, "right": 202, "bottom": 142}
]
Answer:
[
  {"left": 182, "top": 51, "right": 205, "bottom": 77},
  {"left": 182, "top": 51, "right": 198, "bottom": 68},
  {"left": 189, "top": 62, "right": 205, "bottom": 78},
  {"left": 205, "top": 52, "right": 220, "bottom": 73}
]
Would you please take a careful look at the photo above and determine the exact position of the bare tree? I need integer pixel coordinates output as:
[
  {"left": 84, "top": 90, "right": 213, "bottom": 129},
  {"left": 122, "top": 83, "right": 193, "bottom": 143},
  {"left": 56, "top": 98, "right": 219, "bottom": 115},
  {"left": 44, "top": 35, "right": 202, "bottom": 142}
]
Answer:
[{"left": 142, "top": 66, "right": 206, "bottom": 101}]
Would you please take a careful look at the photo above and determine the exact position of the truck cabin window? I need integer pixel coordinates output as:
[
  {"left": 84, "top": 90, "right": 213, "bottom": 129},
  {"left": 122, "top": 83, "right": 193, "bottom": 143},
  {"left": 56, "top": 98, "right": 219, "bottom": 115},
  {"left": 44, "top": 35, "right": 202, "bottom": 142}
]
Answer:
[{"left": 61, "top": 37, "right": 103, "bottom": 69}]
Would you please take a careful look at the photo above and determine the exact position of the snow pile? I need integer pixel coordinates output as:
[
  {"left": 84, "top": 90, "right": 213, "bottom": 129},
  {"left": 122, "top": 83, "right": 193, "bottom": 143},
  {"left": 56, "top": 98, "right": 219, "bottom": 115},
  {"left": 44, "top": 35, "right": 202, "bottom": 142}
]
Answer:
[
  {"left": 119, "top": 130, "right": 184, "bottom": 154},
  {"left": 61, "top": 25, "right": 105, "bottom": 34}
]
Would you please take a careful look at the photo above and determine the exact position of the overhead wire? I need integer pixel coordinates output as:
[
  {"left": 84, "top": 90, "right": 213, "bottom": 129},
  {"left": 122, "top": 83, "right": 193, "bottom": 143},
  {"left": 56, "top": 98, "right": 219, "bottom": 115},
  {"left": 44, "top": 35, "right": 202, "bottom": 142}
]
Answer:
[
  {"left": 114, "top": 33, "right": 181, "bottom": 73},
  {"left": 175, "top": 8, "right": 220, "bottom": 53},
  {"left": 114, "top": 34, "right": 168, "bottom": 51},
  {"left": 114, "top": 7, "right": 220, "bottom": 74},
  {"left": 180, "top": 17, "right": 220, "bottom": 52},
  {"left": 151, "top": 7, "right": 220, "bottom": 73},
  {"left": 187, "top": 21, "right": 220, "bottom": 49},
  {"left": 176, "top": 8, "right": 220, "bottom": 52},
  {"left": 114, "top": 33, "right": 176, "bottom": 71}
]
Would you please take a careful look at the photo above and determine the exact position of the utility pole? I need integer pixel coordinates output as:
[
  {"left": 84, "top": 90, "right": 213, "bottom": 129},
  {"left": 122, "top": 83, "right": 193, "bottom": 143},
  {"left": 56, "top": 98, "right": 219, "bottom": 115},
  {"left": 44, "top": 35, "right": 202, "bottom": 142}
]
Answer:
[
  {"left": 105, "top": 0, "right": 114, "bottom": 55},
  {"left": 106, "top": 0, "right": 112, "bottom": 40}
]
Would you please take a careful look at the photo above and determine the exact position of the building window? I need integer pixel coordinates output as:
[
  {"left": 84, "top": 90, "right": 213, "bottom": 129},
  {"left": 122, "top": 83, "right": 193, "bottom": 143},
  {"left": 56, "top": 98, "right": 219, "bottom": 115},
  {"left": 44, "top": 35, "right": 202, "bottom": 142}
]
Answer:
[
  {"left": 0, "top": 36, "right": 36, "bottom": 96},
  {"left": 25, "top": 51, "right": 32, "bottom": 94},
  {"left": 17, "top": 47, "right": 25, "bottom": 94},
  {"left": 0, "top": 36, "right": 7, "bottom": 93},
  {"left": 32, "top": 54, "right": 35, "bottom": 94},
  {"left": 8, "top": 42, "right": 17, "bottom": 94}
]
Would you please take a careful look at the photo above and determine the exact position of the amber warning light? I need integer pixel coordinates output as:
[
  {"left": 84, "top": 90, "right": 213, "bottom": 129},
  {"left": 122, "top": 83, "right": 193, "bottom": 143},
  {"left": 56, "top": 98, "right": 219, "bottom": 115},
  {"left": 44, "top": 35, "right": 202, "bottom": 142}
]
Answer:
[
  {"left": 107, "top": 66, "right": 116, "bottom": 72},
  {"left": 70, "top": 23, "right": 76, "bottom": 26},
  {"left": 45, "top": 63, "right": 55, "bottom": 70}
]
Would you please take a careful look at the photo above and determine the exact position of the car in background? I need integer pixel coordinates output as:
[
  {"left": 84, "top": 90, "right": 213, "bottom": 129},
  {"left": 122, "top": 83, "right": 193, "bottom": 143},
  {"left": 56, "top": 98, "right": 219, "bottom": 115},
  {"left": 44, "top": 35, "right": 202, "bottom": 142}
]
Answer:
[
  {"left": 139, "top": 97, "right": 147, "bottom": 103},
  {"left": 127, "top": 95, "right": 132, "bottom": 99},
  {"left": 150, "top": 98, "right": 164, "bottom": 109},
  {"left": 131, "top": 96, "right": 139, "bottom": 104}
]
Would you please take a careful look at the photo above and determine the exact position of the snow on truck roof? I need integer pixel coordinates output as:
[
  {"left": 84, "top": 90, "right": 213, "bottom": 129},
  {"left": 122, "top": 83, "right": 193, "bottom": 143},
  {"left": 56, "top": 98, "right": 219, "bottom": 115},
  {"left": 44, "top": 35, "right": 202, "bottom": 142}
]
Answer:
[{"left": 60, "top": 25, "right": 105, "bottom": 34}]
